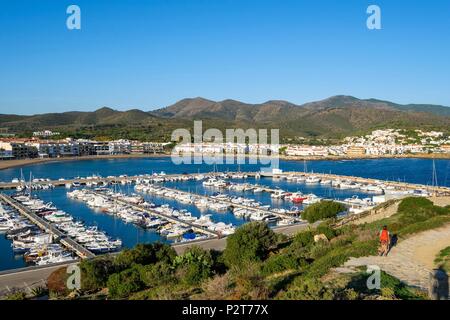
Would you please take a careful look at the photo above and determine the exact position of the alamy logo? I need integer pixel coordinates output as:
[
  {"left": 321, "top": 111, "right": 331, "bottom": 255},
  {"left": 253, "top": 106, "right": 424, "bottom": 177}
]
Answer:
[
  {"left": 366, "top": 5, "right": 381, "bottom": 30},
  {"left": 366, "top": 265, "right": 381, "bottom": 290},
  {"left": 66, "top": 264, "right": 81, "bottom": 290},
  {"left": 66, "top": 5, "right": 81, "bottom": 30},
  {"left": 171, "top": 121, "right": 280, "bottom": 170}
]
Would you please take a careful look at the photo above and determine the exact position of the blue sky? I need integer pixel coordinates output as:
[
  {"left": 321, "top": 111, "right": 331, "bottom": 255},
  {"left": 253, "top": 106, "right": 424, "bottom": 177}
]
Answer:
[{"left": 0, "top": 0, "right": 449, "bottom": 114}]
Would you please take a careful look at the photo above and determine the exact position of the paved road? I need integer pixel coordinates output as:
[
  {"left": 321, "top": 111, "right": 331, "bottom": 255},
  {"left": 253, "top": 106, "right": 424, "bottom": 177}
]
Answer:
[
  {"left": 0, "top": 262, "right": 77, "bottom": 296},
  {"left": 0, "top": 222, "right": 313, "bottom": 296}
]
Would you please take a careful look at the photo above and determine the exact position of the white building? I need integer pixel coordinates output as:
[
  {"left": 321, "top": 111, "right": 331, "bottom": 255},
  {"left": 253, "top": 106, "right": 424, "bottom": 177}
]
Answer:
[{"left": 32, "top": 130, "right": 60, "bottom": 137}]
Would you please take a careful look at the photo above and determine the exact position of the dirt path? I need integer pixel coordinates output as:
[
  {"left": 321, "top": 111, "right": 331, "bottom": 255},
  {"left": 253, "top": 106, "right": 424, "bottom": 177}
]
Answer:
[
  {"left": 414, "top": 231, "right": 450, "bottom": 270},
  {"left": 344, "top": 224, "right": 450, "bottom": 291}
]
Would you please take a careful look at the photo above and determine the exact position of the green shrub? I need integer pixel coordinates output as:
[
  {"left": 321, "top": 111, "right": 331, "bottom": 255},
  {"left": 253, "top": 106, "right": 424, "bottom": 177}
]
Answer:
[
  {"left": 174, "top": 246, "right": 214, "bottom": 286},
  {"left": 107, "top": 265, "right": 144, "bottom": 299},
  {"left": 210, "top": 249, "right": 227, "bottom": 274},
  {"left": 434, "top": 246, "right": 450, "bottom": 273},
  {"left": 261, "top": 252, "right": 307, "bottom": 275},
  {"left": 347, "top": 271, "right": 426, "bottom": 300},
  {"left": 5, "top": 291, "right": 27, "bottom": 300},
  {"left": 229, "top": 262, "right": 269, "bottom": 300},
  {"left": 114, "top": 242, "right": 176, "bottom": 270},
  {"left": 223, "top": 222, "right": 277, "bottom": 267},
  {"left": 398, "top": 215, "right": 450, "bottom": 236},
  {"left": 302, "top": 201, "right": 346, "bottom": 223},
  {"left": 293, "top": 230, "right": 314, "bottom": 247},
  {"left": 304, "top": 240, "right": 377, "bottom": 279},
  {"left": 139, "top": 262, "right": 176, "bottom": 288},
  {"left": 79, "top": 257, "right": 116, "bottom": 291},
  {"left": 281, "top": 278, "right": 335, "bottom": 300},
  {"left": 31, "top": 286, "right": 48, "bottom": 298},
  {"left": 309, "top": 242, "right": 333, "bottom": 260},
  {"left": 316, "top": 224, "right": 337, "bottom": 240},
  {"left": 397, "top": 197, "right": 434, "bottom": 213}
]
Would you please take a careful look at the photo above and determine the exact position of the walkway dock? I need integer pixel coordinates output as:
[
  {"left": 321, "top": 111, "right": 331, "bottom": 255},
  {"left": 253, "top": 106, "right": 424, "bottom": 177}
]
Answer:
[
  {"left": 2, "top": 171, "right": 449, "bottom": 195},
  {"left": 153, "top": 184, "right": 303, "bottom": 221},
  {"left": 91, "top": 190, "right": 221, "bottom": 238},
  {"left": 0, "top": 193, "right": 95, "bottom": 259}
]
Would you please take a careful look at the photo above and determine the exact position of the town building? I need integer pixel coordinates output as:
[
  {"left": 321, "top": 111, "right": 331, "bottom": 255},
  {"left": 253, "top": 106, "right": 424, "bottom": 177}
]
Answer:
[
  {"left": 346, "top": 145, "right": 366, "bottom": 156},
  {"left": 32, "top": 130, "right": 60, "bottom": 138},
  {"left": 0, "top": 140, "right": 38, "bottom": 159}
]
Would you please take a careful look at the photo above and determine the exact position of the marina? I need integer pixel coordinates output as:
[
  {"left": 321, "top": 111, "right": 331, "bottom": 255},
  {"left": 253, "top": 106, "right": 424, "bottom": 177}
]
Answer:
[{"left": 67, "top": 188, "right": 229, "bottom": 238}]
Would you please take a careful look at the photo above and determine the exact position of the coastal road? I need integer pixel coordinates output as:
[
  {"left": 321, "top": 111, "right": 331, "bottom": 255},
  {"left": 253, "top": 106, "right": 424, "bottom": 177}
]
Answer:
[
  {"left": 0, "top": 261, "right": 76, "bottom": 296},
  {"left": 0, "top": 222, "right": 313, "bottom": 295}
]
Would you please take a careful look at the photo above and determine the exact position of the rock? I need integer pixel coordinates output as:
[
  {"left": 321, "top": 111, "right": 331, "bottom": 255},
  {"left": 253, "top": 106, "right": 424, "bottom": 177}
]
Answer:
[{"left": 314, "top": 234, "right": 329, "bottom": 243}]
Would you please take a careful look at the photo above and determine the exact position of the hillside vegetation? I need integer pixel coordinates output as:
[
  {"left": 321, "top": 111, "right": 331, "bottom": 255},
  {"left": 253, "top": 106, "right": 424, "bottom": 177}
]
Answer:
[{"left": 2, "top": 96, "right": 450, "bottom": 141}]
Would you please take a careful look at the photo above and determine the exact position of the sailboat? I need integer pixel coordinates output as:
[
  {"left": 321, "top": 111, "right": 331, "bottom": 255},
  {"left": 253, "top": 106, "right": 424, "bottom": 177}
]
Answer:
[{"left": 431, "top": 158, "right": 438, "bottom": 196}]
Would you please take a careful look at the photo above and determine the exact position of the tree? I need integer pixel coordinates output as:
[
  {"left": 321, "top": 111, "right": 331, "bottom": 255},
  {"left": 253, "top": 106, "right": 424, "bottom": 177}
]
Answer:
[
  {"left": 223, "top": 222, "right": 277, "bottom": 267},
  {"left": 293, "top": 230, "right": 315, "bottom": 247},
  {"left": 174, "top": 246, "right": 214, "bottom": 286},
  {"left": 79, "top": 257, "right": 116, "bottom": 291},
  {"left": 113, "top": 242, "right": 176, "bottom": 271},
  {"left": 107, "top": 265, "right": 144, "bottom": 299},
  {"left": 139, "top": 262, "right": 176, "bottom": 288},
  {"left": 302, "top": 201, "right": 345, "bottom": 223}
]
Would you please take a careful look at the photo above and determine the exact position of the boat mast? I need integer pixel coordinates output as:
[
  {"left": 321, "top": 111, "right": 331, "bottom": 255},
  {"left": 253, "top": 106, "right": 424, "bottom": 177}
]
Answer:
[
  {"left": 432, "top": 158, "right": 438, "bottom": 195},
  {"left": 29, "top": 171, "right": 32, "bottom": 196}
]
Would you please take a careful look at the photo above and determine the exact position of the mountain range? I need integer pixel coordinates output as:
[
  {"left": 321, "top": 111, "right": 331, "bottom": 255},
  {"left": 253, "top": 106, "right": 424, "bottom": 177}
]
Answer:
[{"left": 1, "top": 96, "right": 449, "bottom": 140}]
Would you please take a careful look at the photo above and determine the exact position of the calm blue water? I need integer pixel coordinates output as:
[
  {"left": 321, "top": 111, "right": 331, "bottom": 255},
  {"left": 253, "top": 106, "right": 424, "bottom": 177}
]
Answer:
[
  {"left": 1, "top": 157, "right": 449, "bottom": 271},
  {"left": 0, "top": 157, "right": 449, "bottom": 187}
]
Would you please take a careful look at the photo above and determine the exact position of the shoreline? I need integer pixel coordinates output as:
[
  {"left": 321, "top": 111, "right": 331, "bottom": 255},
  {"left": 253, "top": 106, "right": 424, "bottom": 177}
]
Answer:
[
  {"left": 0, "top": 152, "right": 449, "bottom": 171},
  {"left": 0, "top": 153, "right": 169, "bottom": 171}
]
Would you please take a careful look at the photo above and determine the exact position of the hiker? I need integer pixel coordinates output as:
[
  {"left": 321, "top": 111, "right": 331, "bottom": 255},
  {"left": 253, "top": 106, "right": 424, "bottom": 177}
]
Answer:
[{"left": 378, "top": 225, "right": 390, "bottom": 256}]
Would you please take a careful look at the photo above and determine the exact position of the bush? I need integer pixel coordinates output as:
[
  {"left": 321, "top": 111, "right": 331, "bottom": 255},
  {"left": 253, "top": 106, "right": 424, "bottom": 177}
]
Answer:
[
  {"left": 302, "top": 201, "right": 346, "bottom": 223},
  {"left": 398, "top": 215, "right": 450, "bottom": 236},
  {"left": 139, "top": 262, "right": 176, "bottom": 288},
  {"left": 31, "top": 286, "right": 49, "bottom": 298},
  {"left": 107, "top": 265, "right": 144, "bottom": 299},
  {"left": 281, "top": 278, "right": 335, "bottom": 300},
  {"left": 200, "top": 274, "right": 233, "bottom": 300},
  {"left": 347, "top": 271, "right": 426, "bottom": 300},
  {"left": 4, "top": 291, "right": 27, "bottom": 300},
  {"left": 114, "top": 242, "right": 176, "bottom": 270},
  {"left": 293, "top": 230, "right": 314, "bottom": 247},
  {"left": 261, "top": 252, "right": 307, "bottom": 275},
  {"left": 174, "top": 246, "right": 214, "bottom": 286},
  {"left": 79, "top": 257, "right": 116, "bottom": 291},
  {"left": 229, "top": 262, "right": 269, "bottom": 300},
  {"left": 316, "top": 223, "right": 338, "bottom": 240},
  {"left": 304, "top": 240, "right": 378, "bottom": 279},
  {"left": 223, "top": 222, "right": 277, "bottom": 267},
  {"left": 309, "top": 242, "right": 333, "bottom": 260},
  {"left": 397, "top": 197, "right": 434, "bottom": 213}
]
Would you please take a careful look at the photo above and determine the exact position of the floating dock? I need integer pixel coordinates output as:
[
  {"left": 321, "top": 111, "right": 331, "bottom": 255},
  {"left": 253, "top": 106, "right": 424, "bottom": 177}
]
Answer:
[
  {"left": 1, "top": 171, "right": 449, "bottom": 195},
  {"left": 0, "top": 193, "right": 95, "bottom": 259},
  {"left": 91, "top": 190, "right": 221, "bottom": 238},
  {"left": 148, "top": 184, "right": 303, "bottom": 221}
]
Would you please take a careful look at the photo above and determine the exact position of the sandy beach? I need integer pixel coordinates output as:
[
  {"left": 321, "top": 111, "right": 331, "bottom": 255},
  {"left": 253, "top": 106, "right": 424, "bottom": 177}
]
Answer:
[{"left": 0, "top": 153, "right": 169, "bottom": 171}]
